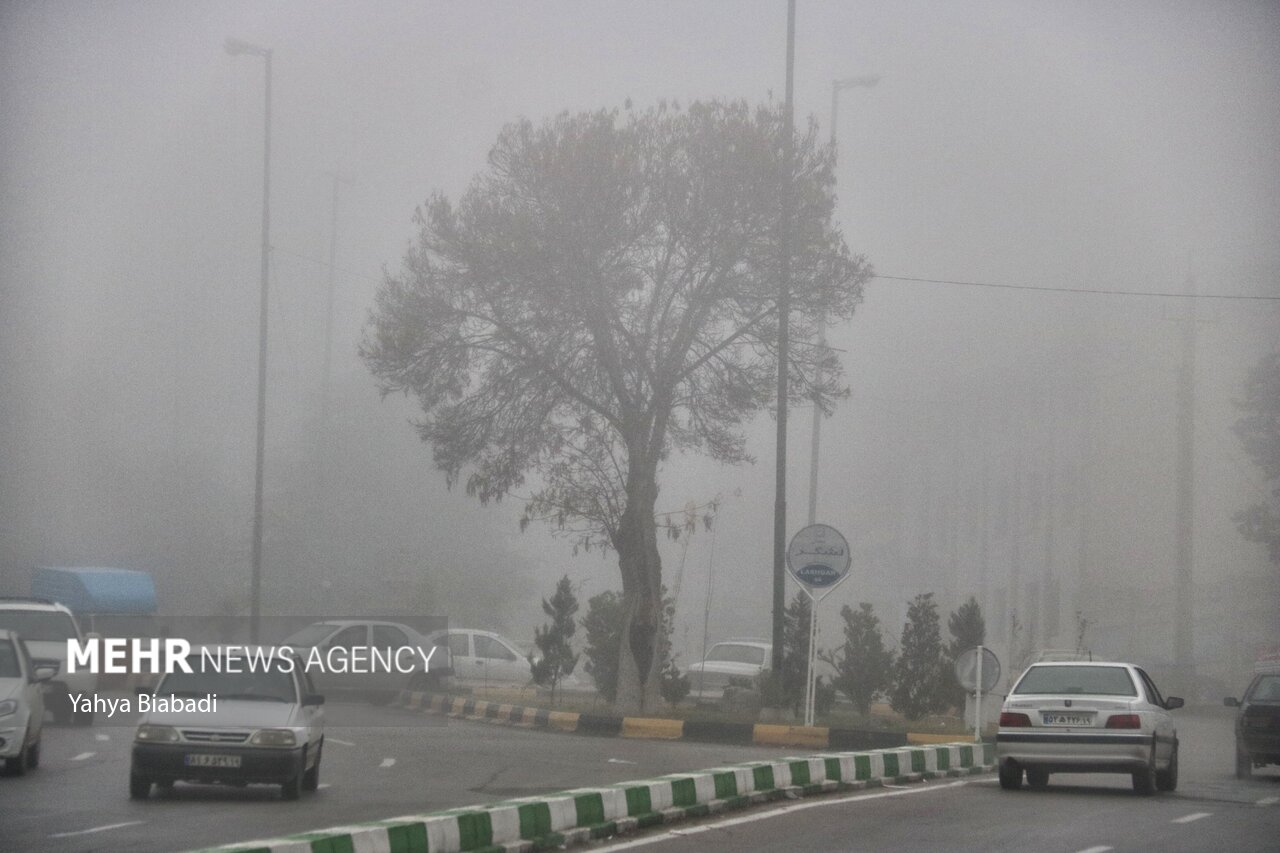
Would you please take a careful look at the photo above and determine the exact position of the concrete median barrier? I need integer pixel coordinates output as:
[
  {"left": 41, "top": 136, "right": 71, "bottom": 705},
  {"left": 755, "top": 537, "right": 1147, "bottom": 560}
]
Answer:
[{"left": 191, "top": 741, "right": 994, "bottom": 853}]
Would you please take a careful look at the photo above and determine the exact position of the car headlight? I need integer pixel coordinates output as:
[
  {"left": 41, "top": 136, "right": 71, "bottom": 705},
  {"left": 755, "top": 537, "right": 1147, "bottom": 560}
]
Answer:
[
  {"left": 0, "top": 699, "right": 18, "bottom": 717},
  {"left": 249, "top": 728, "right": 296, "bottom": 747},
  {"left": 135, "top": 724, "right": 180, "bottom": 743}
]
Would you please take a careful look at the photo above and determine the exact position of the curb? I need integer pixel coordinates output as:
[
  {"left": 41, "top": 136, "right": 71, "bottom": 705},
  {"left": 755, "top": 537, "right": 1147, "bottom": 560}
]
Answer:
[
  {"left": 400, "top": 691, "right": 911, "bottom": 751},
  {"left": 192, "top": 741, "right": 995, "bottom": 853}
]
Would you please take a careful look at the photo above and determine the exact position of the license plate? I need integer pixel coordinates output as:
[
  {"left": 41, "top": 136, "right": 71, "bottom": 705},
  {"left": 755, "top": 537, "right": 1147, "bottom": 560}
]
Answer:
[
  {"left": 184, "top": 754, "right": 242, "bottom": 768},
  {"left": 1042, "top": 713, "right": 1093, "bottom": 727}
]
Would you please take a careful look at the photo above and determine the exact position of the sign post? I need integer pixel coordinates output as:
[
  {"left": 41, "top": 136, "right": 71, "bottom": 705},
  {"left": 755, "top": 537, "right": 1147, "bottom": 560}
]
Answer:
[
  {"left": 786, "top": 523, "right": 851, "bottom": 726},
  {"left": 953, "top": 645, "right": 1001, "bottom": 743}
]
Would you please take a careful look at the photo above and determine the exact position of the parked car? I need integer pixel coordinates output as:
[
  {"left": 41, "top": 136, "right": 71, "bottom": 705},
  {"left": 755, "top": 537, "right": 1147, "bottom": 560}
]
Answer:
[
  {"left": 1225, "top": 672, "right": 1280, "bottom": 779},
  {"left": 280, "top": 620, "right": 450, "bottom": 702},
  {"left": 996, "top": 660, "right": 1183, "bottom": 794},
  {"left": 0, "top": 597, "right": 98, "bottom": 724},
  {"left": 0, "top": 629, "right": 57, "bottom": 776},
  {"left": 130, "top": 646, "right": 324, "bottom": 800},
  {"left": 685, "top": 639, "right": 772, "bottom": 704},
  {"left": 425, "top": 629, "right": 534, "bottom": 690}
]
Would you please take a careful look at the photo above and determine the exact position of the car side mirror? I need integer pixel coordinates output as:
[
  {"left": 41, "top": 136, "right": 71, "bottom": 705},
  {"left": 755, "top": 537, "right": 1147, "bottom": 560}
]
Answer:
[
  {"left": 1164, "top": 696, "right": 1184, "bottom": 710},
  {"left": 302, "top": 694, "right": 325, "bottom": 707},
  {"left": 1224, "top": 697, "right": 1240, "bottom": 708},
  {"left": 33, "top": 665, "right": 57, "bottom": 683}
]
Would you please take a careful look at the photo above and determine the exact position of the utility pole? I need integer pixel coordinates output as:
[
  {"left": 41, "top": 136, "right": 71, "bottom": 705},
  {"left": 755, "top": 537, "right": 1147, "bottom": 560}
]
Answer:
[
  {"left": 771, "top": 0, "right": 796, "bottom": 677},
  {"left": 1173, "top": 269, "right": 1197, "bottom": 688}
]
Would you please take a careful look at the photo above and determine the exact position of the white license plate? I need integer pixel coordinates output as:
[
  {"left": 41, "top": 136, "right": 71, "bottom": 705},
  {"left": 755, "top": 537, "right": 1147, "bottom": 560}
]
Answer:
[
  {"left": 184, "top": 754, "right": 242, "bottom": 768},
  {"left": 1042, "top": 713, "right": 1093, "bottom": 727}
]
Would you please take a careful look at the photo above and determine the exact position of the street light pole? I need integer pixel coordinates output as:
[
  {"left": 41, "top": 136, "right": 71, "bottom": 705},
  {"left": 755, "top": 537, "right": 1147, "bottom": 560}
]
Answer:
[
  {"left": 807, "top": 74, "right": 879, "bottom": 527},
  {"left": 226, "top": 37, "right": 272, "bottom": 644}
]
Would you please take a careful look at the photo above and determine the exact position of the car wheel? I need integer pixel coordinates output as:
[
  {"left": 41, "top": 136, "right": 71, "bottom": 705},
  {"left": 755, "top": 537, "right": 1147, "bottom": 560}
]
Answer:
[
  {"left": 1132, "top": 749, "right": 1156, "bottom": 795},
  {"left": 1235, "top": 745, "right": 1252, "bottom": 780},
  {"left": 998, "top": 762, "right": 1023, "bottom": 790},
  {"left": 129, "top": 771, "right": 152, "bottom": 799},
  {"left": 1156, "top": 744, "right": 1178, "bottom": 792},
  {"left": 27, "top": 740, "right": 39, "bottom": 769},
  {"left": 73, "top": 708, "right": 95, "bottom": 727},
  {"left": 281, "top": 749, "right": 305, "bottom": 800},
  {"left": 3, "top": 745, "right": 28, "bottom": 777},
  {"left": 302, "top": 743, "right": 322, "bottom": 792},
  {"left": 1026, "top": 768, "right": 1049, "bottom": 789}
]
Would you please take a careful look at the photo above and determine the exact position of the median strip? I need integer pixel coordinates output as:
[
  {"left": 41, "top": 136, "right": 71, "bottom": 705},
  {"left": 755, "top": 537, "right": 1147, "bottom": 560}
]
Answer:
[
  {"left": 189, "top": 741, "right": 994, "bottom": 853},
  {"left": 396, "top": 690, "right": 915, "bottom": 751}
]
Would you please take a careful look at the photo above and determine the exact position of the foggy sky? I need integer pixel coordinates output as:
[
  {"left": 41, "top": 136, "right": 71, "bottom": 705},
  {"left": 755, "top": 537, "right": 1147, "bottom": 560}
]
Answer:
[{"left": 2, "top": 1, "right": 1277, "bottom": 687}]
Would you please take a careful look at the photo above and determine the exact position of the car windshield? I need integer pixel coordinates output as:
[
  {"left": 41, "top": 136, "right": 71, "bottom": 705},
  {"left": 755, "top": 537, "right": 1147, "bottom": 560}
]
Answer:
[
  {"left": 1249, "top": 675, "right": 1280, "bottom": 702},
  {"left": 157, "top": 654, "right": 298, "bottom": 703},
  {"left": 706, "top": 644, "right": 767, "bottom": 665},
  {"left": 0, "top": 609, "right": 77, "bottom": 642},
  {"left": 1013, "top": 665, "right": 1137, "bottom": 696},
  {"left": 0, "top": 640, "right": 19, "bottom": 678},
  {"left": 282, "top": 624, "right": 339, "bottom": 647}
]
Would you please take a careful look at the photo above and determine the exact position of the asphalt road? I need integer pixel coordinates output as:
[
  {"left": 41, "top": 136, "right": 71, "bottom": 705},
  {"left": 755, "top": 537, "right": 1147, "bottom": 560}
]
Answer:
[
  {"left": 0, "top": 700, "right": 803, "bottom": 853},
  {"left": 2, "top": 702, "right": 1272, "bottom": 853},
  {"left": 585, "top": 706, "right": 1280, "bottom": 853}
]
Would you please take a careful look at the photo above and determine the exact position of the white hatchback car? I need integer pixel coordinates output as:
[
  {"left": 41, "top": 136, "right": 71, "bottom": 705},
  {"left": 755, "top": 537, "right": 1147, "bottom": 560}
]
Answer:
[
  {"left": 130, "top": 647, "right": 325, "bottom": 800},
  {"left": 685, "top": 640, "right": 772, "bottom": 704},
  {"left": 996, "top": 660, "right": 1183, "bottom": 794},
  {"left": 0, "top": 629, "right": 57, "bottom": 775}
]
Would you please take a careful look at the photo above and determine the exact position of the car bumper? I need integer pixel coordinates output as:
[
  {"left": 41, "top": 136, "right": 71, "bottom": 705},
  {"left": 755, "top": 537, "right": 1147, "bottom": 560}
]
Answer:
[
  {"left": 996, "top": 732, "right": 1155, "bottom": 772},
  {"left": 131, "top": 742, "right": 306, "bottom": 784},
  {"left": 0, "top": 723, "right": 30, "bottom": 757}
]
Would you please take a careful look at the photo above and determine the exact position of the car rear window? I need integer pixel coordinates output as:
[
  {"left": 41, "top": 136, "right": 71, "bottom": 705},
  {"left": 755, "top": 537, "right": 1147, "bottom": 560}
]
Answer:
[
  {"left": 1012, "top": 665, "right": 1137, "bottom": 696},
  {"left": 0, "top": 609, "right": 78, "bottom": 642},
  {"left": 706, "top": 644, "right": 767, "bottom": 666}
]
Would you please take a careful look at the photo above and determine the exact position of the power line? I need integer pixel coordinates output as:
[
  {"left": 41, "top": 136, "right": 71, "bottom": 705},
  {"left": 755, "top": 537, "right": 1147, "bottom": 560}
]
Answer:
[{"left": 876, "top": 274, "right": 1280, "bottom": 301}]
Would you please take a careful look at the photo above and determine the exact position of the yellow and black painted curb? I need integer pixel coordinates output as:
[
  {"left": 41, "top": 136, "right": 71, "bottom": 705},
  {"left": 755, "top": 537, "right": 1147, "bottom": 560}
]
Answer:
[{"left": 396, "top": 690, "right": 931, "bottom": 751}]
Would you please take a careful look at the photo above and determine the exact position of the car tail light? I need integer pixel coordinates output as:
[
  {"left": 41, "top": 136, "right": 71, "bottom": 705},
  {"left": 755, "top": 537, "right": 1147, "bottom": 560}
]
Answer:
[
  {"left": 1106, "top": 714, "right": 1141, "bottom": 729},
  {"left": 1000, "top": 712, "right": 1032, "bottom": 727}
]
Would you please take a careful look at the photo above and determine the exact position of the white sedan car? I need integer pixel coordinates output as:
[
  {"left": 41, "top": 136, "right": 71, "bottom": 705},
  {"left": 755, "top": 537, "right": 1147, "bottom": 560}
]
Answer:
[
  {"left": 0, "top": 629, "right": 56, "bottom": 776},
  {"left": 996, "top": 660, "right": 1183, "bottom": 794}
]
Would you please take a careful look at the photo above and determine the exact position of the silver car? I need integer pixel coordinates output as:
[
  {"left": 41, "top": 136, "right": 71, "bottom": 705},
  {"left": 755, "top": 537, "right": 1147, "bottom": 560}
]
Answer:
[{"left": 996, "top": 660, "right": 1183, "bottom": 794}]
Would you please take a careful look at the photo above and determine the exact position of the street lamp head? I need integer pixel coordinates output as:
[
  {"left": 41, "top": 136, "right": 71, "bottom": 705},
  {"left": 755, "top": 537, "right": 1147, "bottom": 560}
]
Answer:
[
  {"left": 225, "top": 37, "right": 270, "bottom": 58},
  {"left": 835, "top": 75, "right": 881, "bottom": 91}
]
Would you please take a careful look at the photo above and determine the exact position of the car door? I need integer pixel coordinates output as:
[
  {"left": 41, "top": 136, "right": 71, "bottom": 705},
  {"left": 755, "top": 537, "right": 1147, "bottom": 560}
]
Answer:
[
  {"left": 1137, "top": 668, "right": 1174, "bottom": 763},
  {"left": 473, "top": 633, "right": 528, "bottom": 687},
  {"left": 321, "top": 624, "right": 369, "bottom": 695},
  {"left": 447, "top": 632, "right": 478, "bottom": 684},
  {"left": 371, "top": 624, "right": 412, "bottom": 691}
]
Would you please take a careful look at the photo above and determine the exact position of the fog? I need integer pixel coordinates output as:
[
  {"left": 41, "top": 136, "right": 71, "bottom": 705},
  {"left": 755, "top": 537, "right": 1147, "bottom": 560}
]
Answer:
[{"left": 2, "top": 1, "right": 1277, "bottom": 695}]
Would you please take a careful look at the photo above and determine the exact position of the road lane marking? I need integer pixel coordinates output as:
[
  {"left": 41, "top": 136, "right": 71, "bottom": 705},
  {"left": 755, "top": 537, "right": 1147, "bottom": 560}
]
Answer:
[
  {"left": 591, "top": 781, "right": 968, "bottom": 851},
  {"left": 328, "top": 737, "right": 355, "bottom": 746},
  {"left": 95, "top": 733, "right": 110, "bottom": 741},
  {"left": 1074, "top": 847, "right": 1113, "bottom": 853},
  {"left": 1257, "top": 796, "right": 1278, "bottom": 806},
  {"left": 50, "top": 821, "right": 144, "bottom": 839},
  {"left": 318, "top": 783, "right": 332, "bottom": 790},
  {"left": 69, "top": 752, "right": 95, "bottom": 761},
  {"left": 379, "top": 758, "right": 395, "bottom": 768},
  {"left": 1171, "top": 813, "right": 1211, "bottom": 824},
  {"left": 608, "top": 758, "right": 638, "bottom": 765}
]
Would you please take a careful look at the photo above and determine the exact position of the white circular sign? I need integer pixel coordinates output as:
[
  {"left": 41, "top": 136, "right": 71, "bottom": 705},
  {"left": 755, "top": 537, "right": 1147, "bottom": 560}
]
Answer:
[
  {"left": 786, "top": 524, "right": 851, "bottom": 590},
  {"left": 953, "top": 646, "right": 1001, "bottom": 692}
]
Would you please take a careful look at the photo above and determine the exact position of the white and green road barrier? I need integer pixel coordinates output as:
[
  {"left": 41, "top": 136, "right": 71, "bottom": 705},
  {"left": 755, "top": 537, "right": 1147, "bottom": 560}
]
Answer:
[{"left": 193, "top": 741, "right": 994, "bottom": 853}]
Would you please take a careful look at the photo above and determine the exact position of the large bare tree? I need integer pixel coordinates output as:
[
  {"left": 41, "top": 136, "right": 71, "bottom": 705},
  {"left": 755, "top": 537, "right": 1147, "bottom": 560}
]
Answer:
[{"left": 362, "top": 100, "right": 869, "bottom": 711}]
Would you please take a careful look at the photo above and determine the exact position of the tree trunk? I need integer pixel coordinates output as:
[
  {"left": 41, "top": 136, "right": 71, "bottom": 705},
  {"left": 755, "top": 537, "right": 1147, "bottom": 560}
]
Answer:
[{"left": 613, "top": 460, "right": 663, "bottom": 714}]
